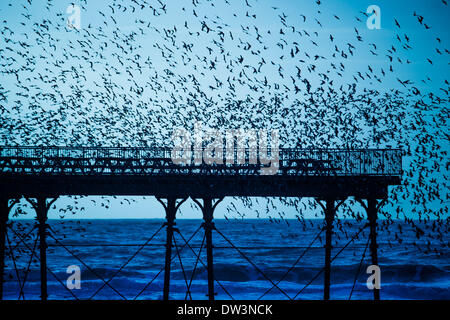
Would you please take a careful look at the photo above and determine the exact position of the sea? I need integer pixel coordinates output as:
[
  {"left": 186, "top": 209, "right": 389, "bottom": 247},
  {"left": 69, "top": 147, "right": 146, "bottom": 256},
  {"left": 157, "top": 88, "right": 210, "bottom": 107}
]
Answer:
[{"left": 2, "top": 219, "right": 449, "bottom": 300}]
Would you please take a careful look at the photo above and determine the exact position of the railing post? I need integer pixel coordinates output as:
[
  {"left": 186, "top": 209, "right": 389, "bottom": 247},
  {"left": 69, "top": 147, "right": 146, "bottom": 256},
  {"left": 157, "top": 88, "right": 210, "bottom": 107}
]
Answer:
[
  {"left": 0, "top": 197, "right": 9, "bottom": 300},
  {"left": 202, "top": 197, "right": 215, "bottom": 301},
  {"left": 324, "top": 198, "right": 335, "bottom": 300},
  {"left": 367, "top": 198, "right": 380, "bottom": 300},
  {"left": 163, "top": 198, "right": 176, "bottom": 300},
  {"left": 36, "top": 197, "right": 49, "bottom": 301}
]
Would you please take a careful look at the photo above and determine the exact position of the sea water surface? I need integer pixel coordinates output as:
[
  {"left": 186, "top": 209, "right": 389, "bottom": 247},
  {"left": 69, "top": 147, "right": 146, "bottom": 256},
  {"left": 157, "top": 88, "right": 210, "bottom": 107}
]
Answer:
[{"left": 3, "top": 219, "right": 449, "bottom": 300}]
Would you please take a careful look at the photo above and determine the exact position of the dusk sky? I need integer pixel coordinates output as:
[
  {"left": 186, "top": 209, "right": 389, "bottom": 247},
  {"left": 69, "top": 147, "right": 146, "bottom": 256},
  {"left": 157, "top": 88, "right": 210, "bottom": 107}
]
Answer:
[{"left": 1, "top": 0, "right": 448, "bottom": 219}]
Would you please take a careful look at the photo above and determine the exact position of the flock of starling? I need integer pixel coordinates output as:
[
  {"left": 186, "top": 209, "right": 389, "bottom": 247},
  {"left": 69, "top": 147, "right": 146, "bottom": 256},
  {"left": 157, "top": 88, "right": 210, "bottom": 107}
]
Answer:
[{"left": 0, "top": 0, "right": 448, "bottom": 255}]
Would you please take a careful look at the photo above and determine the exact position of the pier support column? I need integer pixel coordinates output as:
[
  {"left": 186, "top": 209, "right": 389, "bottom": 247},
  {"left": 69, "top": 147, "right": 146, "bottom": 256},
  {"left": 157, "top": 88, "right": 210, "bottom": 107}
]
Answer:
[
  {"left": 36, "top": 197, "right": 49, "bottom": 301},
  {"left": 162, "top": 198, "right": 176, "bottom": 301},
  {"left": 157, "top": 197, "right": 186, "bottom": 300},
  {"left": 323, "top": 198, "right": 335, "bottom": 301},
  {"left": 316, "top": 197, "right": 345, "bottom": 301},
  {"left": 192, "top": 197, "right": 223, "bottom": 301},
  {"left": 0, "top": 197, "right": 10, "bottom": 300},
  {"left": 26, "top": 197, "right": 57, "bottom": 300},
  {"left": 357, "top": 197, "right": 384, "bottom": 301},
  {"left": 202, "top": 198, "right": 215, "bottom": 301},
  {"left": 367, "top": 198, "right": 380, "bottom": 301}
]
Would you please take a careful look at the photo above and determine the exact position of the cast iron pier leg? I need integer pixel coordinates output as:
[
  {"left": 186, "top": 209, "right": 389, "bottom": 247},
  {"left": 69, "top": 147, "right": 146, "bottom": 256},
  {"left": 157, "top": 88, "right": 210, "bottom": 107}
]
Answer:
[
  {"left": 0, "top": 197, "right": 9, "bottom": 300},
  {"left": 324, "top": 198, "right": 335, "bottom": 301},
  {"left": 367, "top": 198, "right": 380, "bottom": 301},
  {"left": 36, "top": 197, "right": 48, "bottom": 301},
  {"left": 163, "top": 198, "right": 176, "bottom": 300},
  {"left": 203, "top": 198, "right": 215, "bottom": 301}
]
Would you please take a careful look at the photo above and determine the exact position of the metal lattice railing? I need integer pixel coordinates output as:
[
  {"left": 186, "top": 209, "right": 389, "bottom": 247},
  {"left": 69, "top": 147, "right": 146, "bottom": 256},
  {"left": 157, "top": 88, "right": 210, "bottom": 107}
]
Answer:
[{"left": 0, "top": 146, "right": 402, "bottom": 176}]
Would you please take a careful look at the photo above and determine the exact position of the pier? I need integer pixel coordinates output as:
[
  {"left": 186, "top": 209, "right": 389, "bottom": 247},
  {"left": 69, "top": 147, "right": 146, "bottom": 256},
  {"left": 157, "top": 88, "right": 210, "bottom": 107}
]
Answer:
[{"left": 0, "top": 146, "right": 402, "bottom": 300}]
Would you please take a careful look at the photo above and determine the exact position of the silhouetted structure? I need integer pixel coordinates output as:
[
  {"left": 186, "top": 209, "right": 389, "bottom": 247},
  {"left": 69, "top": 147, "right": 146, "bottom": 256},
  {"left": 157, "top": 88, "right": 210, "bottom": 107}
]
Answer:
[{"left": 0, "top": 146, "right": 401, "bottom": 300}]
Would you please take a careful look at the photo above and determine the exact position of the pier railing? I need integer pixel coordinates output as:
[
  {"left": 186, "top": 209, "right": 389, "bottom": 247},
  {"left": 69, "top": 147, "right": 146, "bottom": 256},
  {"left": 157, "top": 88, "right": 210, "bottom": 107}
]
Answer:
[{"left": 0, "top": 147, "right": 402, "bottom": 176}]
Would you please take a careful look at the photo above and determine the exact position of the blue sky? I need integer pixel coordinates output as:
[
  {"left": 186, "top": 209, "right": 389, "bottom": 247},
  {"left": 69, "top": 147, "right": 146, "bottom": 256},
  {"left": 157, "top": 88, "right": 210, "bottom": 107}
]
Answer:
[
  {"left": 1, "top": 0, "right": 448, "bottom": 101},
  {"left": 1, "top": 0, "right": 448, "bottom": 219}
]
